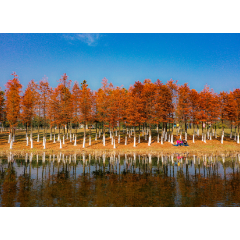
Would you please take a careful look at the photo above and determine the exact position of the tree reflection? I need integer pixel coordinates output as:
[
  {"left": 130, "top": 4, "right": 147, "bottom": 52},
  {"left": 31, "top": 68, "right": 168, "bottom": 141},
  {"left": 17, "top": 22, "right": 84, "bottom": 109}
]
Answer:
[{"left": 1, "top": 154, "right": 240, "bottom": 206}]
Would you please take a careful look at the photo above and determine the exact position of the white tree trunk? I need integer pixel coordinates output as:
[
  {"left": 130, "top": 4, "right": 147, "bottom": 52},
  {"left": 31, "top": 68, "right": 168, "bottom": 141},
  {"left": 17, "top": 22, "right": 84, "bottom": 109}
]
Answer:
[
  {"left": 161, "top": 136, "right": 163, "bottom": 144},
  {"left": 60, "top": 139, "right": 62, "bottom": 149},
  {"left": 10, "top": 140, "right": 13, "bottom": 149},
  {"left": 237, "top": 135, "right": 239, "bottom": 144},
  {"left": 113, "top": 137, "right": 116, "bottom": 148},
  {"left": 138, "top": 134, "right": 140, "bottom": 143},
  {"left": 8, "top": 134, "right": 10, "bottom": 143},
  {"left": 53, "top": 134, "right": 56, "bottom": 143},
  {"left": 95, "top": 132, "right": 97, "bottom": 141},
  {"left": 221, "top": 135, "right": 223, "bottom": 144},
  {"left": 103, "top": 132, "right": 105, "bottom": 146},
  {"left": 89, "top": 135, "right": 91, "bottom": 145},
  {"left": 118, "top": 134, "right": 120, "bottom": 143},
  {"left": 31, "top": 138, "right": 33, "bottom": 148},
  {"left": 37, "top": 134, "right": 39, "bottom": 142},
  {"left": 50, "top": 132, "right": 52, "bottom": 141},
  {"left": 171, "top": 134, "right": 173, "bottom": 144},
  {"left": 83, "top": 136, "right": 85, "bottom": 148},
  {"left": 26, "top": 136, "right": 29, "bottom": 146},
  {"left": 148, "top": 134, "right": 151, "bottom": 146},
  {"left": 125, "top": 136, "right": 127, "bottom": 145},
  {"left": 74, "top": 136, "right": 77, "bottom": 146}
]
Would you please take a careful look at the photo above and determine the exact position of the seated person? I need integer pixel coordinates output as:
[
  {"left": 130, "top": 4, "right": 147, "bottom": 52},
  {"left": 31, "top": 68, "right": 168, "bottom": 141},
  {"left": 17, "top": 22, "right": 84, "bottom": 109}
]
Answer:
[
  {"left": 182, "top": 139, "right": 189, "bottom": 146},
  {"left": 173, "top": 139, "right": 182, "bottom": 146}
]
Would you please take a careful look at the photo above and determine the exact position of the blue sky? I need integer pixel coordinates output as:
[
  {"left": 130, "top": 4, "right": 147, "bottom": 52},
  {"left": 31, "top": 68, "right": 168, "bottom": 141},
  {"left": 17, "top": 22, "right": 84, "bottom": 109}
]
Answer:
[{"left": 0, "top": 33, "right": 239, "bottom": 93}]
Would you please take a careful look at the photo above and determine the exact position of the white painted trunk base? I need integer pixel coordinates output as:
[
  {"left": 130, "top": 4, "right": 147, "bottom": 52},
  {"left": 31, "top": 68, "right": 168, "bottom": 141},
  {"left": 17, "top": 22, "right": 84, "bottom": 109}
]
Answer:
[
  {"left": 148, "top": 135, "right": 151, "bottom": 146},
  {"left": 83, "top": 137, "right": 85, "bottom": 148},
  {"left": 103, "top": 134, "right": 105, "bottom": 146}
]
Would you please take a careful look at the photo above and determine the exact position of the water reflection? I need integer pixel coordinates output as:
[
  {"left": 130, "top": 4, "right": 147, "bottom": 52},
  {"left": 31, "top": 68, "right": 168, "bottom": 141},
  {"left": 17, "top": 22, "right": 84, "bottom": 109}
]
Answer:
[{"left": 0, "top": 152, "right": 240, "bottom": 206}]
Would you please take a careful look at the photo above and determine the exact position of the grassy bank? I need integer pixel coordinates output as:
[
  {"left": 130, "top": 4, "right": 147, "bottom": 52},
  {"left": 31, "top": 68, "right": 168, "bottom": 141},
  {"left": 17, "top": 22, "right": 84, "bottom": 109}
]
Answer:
[{"left": 0, "top": 128, "right": 240, "bottom": 155}]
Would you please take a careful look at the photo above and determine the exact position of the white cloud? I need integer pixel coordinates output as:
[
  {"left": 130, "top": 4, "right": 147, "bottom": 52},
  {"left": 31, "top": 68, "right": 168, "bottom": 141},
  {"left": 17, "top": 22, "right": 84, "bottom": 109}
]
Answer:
[{"left": 63, "top": 33, "right": 100, "bottom": 46}]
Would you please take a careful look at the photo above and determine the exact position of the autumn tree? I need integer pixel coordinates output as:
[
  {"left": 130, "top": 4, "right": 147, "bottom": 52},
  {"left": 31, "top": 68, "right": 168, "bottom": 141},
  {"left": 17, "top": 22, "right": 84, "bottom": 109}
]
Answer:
[
  {"left": 131, "top": 81, "right": 145, "bottom": 144},
  {"left": 21, "top": 79, "right": 38, "bottom": 145},
  {"left": 52, "top": 74, "right": 73, "bottom": 145},
  {"left": 38, "top": 76, "right": 50, "bottom": 147},
  {"left": 219, "top": 91, "right": 228, "bottom": 137},
  {"left": 48, "top": 87, "right": 59, "bottom": 142},
  {"left": 198, "top": 85, "right": 211, "bottom": 140},
  {"left": 189, "top": 89, "right": 200, "bottom": 140},
  {"left": 79, "top": 80, "right": 94, "bottom": 148},
  {"left": 141, "top": 79, "right": 156, "bottom": 146},
  {"left": 96, "top": 78, "right": 112, "bottom": 146},
  {"left": 226, "top": 91, "right": 237, "bottom": 139},
  {"left": 0, "top": 89, "right": 5, "bottom": 132},
  {"left": 233, "top": 89, "right": 240, "bottom": 143},
  {"left": 5, "top": 72, "right": 22, "bottom": 147},
  {"left": 126, "top": 83, "right": 144, "bottom": 147},
  {"left": 166, "top": 80, "right": 178, "bottom": 136},
  {"left": 177, "top": 83, "right": 192, "bottom": 136},
  {"left": 71, "top": 81, "right": 81, "bottom": 144}
]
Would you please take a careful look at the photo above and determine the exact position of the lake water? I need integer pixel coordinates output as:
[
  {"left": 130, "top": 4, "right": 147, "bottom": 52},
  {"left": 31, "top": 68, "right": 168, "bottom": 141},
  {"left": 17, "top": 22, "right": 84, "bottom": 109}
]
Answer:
[{"left": 1, "top": 153, "right": 240, "bottom": 207}]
